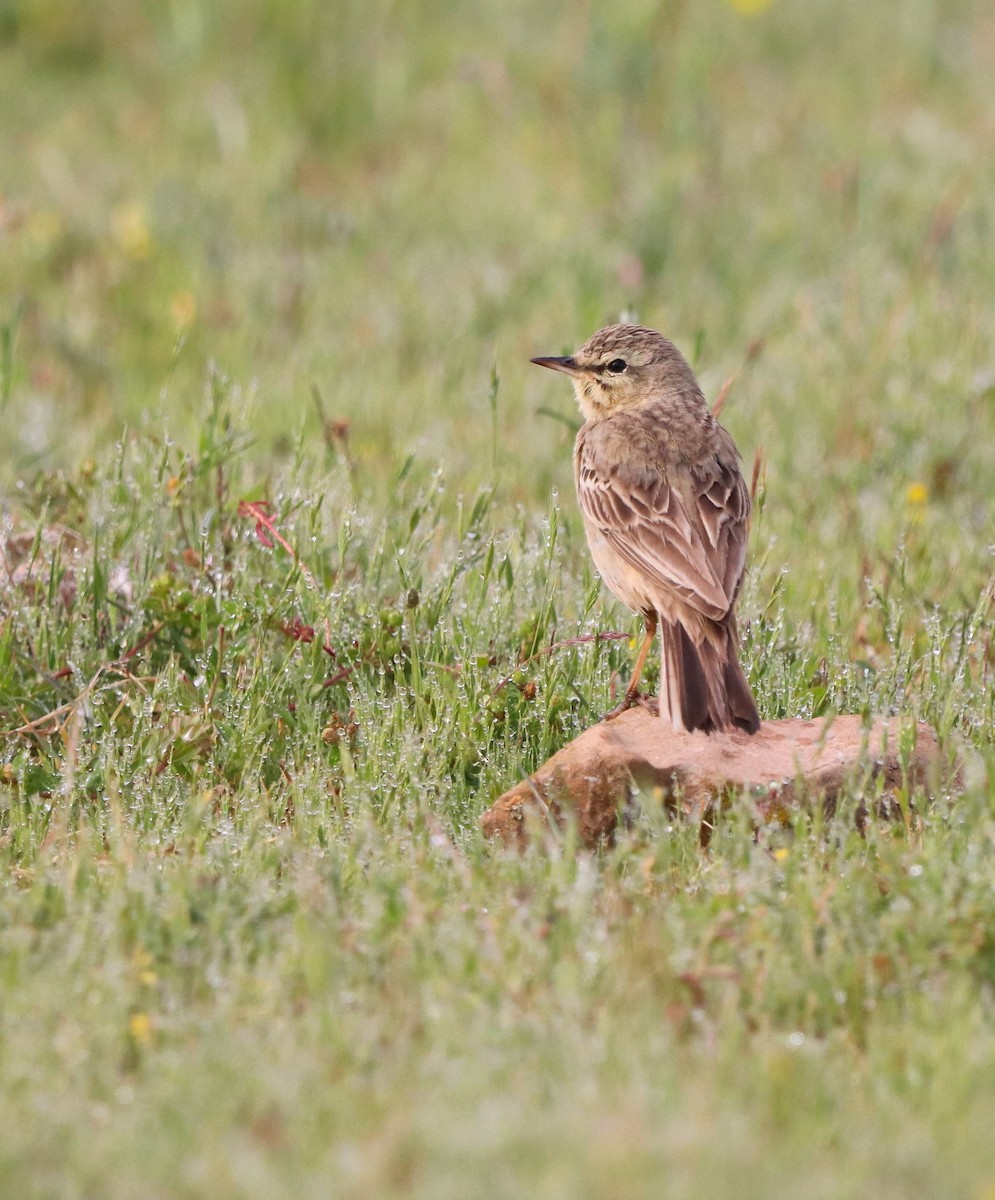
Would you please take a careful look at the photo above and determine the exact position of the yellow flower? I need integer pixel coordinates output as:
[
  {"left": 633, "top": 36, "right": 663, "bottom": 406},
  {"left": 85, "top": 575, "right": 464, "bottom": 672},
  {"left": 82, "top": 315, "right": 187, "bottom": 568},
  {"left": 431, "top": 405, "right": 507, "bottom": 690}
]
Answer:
[
  {"left": 139, "top": 969, "right": 158, "bottom": 986},
  {"left": 772, "top": 847, "right": 789, "bottom": 862},
  {"left": 111, "top": 201, "right": 152, "bottom": 260},
  {"left": 728, "top": 0, "right": 771, "bottom": 13},
  {"left": 905, "top": 482, "right": 928, "bottom": 507},
  {"left": 129, "top": 1012, "right": 152, "bottom": 1043},
  {"left": 169, "top": 290, "right": 197, "bottom": 330}
]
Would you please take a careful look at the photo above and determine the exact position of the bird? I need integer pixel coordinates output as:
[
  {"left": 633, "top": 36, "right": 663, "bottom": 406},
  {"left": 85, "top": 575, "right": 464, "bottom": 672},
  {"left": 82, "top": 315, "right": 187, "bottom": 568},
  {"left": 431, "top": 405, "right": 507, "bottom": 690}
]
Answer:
[{"left": 531, "top": 323, "right": 760, "bottom": 735}]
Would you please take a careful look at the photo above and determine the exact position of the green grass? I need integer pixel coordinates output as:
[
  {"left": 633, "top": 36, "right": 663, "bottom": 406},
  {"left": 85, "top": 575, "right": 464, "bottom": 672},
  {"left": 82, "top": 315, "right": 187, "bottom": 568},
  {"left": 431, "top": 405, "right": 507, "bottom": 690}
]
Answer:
[{"left": 2, "top": 0, "right": 995, "bottom": 1196}]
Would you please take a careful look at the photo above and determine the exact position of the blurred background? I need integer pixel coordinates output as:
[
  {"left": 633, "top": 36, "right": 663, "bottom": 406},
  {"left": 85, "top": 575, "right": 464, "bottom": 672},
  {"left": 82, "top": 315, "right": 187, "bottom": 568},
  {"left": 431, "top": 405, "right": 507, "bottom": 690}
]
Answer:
[
  {"left": 1, "top": 0, "right": 993, "bottom": 580},
  {"left": 4, "top": 8, "right": 995, "bottom": 1191}
]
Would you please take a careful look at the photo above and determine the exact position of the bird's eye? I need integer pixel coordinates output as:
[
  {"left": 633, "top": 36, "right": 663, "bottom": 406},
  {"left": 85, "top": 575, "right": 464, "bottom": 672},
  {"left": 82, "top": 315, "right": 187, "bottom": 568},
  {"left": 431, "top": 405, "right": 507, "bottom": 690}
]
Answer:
[{"left": 605, "top": 358, "right": 628, "bottom": 374}]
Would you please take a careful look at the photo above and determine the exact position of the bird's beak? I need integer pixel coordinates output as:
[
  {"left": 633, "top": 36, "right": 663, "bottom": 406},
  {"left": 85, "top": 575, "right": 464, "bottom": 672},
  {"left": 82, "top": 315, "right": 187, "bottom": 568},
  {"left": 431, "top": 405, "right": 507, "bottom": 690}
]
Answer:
[{"left": 530, "top": 355, "right": 585, "bottom": 378}]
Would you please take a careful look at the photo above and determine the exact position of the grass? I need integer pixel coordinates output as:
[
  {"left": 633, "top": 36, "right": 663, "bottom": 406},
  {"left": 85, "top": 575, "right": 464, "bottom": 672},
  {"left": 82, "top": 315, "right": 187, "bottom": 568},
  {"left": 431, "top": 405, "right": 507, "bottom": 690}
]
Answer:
[{"left": 1, "top": 0, "right": 995, "bottom": 1196}]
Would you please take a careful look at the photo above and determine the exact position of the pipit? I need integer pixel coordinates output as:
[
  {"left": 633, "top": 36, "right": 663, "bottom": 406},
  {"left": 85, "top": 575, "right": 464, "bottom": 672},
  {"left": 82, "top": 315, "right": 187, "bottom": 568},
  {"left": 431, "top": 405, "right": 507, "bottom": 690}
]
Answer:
[{"left": 532, "top": 323, "right": 760, "bottom": 734}]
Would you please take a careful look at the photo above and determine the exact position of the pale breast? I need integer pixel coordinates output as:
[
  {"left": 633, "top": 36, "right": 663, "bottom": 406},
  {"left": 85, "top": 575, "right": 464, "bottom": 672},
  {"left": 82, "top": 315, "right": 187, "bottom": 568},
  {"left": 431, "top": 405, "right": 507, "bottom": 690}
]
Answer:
[{"left": 581, "top": 519, "right": 652, "bottom": 615}]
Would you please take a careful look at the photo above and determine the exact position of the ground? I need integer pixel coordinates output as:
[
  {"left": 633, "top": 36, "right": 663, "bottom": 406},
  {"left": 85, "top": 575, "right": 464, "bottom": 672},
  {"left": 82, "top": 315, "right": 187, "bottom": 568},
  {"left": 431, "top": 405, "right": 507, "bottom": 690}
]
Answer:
[{"left": 1, "top": 1, "right": 994, "bottom": 1197}]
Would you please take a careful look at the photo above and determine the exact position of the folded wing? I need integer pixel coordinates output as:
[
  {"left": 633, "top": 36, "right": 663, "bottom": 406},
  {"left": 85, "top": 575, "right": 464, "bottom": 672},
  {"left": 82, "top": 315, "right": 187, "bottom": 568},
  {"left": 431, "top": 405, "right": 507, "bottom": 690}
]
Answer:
[{"left": 575, "top": 433, "right": 749, "bottom": 623}]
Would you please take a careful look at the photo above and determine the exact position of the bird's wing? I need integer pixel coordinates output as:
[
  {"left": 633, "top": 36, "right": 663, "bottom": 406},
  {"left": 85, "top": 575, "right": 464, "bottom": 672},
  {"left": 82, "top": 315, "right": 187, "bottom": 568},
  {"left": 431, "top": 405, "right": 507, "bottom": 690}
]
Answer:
[{"left": 576, "top": 436, "right": 749, "bottom": 623}]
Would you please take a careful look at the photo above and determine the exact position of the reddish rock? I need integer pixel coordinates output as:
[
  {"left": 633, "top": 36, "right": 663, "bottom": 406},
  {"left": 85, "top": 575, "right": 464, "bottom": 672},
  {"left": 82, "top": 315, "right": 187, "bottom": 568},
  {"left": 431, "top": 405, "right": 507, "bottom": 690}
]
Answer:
[{"left": 480, "top": 709, "right": 949, "bottom": 849}]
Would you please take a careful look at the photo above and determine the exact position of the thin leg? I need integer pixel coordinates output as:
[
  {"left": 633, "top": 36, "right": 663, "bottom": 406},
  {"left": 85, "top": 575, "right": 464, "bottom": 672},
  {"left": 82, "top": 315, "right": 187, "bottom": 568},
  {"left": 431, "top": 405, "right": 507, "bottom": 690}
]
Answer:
[{"left": 602, "top": 612, "right": 658, "bottom": 722}]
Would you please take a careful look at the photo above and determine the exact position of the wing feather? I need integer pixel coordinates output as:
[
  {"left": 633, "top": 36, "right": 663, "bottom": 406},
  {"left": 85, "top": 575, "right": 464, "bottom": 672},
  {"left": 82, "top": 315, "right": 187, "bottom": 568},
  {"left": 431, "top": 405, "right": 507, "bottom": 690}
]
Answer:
[{"left": 576, "top": 434, "right": 749, "bottom": 622}]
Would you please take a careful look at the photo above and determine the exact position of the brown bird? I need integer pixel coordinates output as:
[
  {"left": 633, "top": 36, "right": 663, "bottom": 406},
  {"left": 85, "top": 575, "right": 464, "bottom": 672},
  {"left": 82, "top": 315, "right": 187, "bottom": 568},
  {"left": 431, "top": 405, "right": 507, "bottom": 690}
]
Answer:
[{"left": 532, "top": 323, "right": 760, "bottom": 734}]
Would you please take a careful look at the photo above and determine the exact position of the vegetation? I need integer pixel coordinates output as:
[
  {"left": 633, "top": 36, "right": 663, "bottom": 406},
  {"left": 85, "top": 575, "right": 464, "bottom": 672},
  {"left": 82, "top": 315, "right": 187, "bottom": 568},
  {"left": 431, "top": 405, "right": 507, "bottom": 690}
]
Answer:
[{"left": 1, "top": 1, "right": 993, "bottom": 1195}]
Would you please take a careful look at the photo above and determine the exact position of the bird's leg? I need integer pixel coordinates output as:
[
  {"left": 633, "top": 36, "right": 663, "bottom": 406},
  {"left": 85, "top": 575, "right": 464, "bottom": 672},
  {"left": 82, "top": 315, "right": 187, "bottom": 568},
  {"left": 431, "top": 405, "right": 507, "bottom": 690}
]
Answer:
[{"left": 601, "top": 612, "right": 658, "bottom": 722}]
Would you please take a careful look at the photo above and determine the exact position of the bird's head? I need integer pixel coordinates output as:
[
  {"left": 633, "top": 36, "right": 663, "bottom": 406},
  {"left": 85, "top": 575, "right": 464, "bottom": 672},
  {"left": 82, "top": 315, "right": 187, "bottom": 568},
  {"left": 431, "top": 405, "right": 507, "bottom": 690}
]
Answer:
[{"left": 531, "top": 323, "right": 703, "bottom": 422}]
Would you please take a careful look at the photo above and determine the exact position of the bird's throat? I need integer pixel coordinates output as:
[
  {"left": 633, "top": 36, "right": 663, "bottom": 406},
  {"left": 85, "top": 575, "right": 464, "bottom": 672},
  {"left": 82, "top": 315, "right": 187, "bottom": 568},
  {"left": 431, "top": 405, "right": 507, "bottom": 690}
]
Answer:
[{"left": 574, "top": 377, "right": 610, "bottom": 422}]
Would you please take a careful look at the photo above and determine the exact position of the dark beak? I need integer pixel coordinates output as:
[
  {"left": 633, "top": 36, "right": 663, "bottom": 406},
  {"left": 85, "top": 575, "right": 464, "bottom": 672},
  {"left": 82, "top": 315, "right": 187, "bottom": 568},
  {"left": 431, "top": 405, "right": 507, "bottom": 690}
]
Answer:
[{"left": 530, "top": 355, "right": 584, "bottom": 378}]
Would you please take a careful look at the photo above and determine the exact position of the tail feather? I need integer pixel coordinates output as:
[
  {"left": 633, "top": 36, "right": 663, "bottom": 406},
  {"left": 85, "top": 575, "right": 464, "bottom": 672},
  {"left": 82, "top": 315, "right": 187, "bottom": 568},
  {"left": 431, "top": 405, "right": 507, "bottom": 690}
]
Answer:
[
  {"left": 658, "top": 618, "right": 760, "bottom": 735},
  {"left": 659, "top": 624, "right": 689, "bottom": 732},
  {"left": 723, "top": 641, "right": 761, "bottom": 734}
]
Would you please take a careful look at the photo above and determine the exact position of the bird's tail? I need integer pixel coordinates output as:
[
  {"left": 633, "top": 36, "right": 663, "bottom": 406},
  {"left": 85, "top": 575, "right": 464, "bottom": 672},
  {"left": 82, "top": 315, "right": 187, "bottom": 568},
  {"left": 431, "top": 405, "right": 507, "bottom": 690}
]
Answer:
[{"left": 659, "top": 618, "right": 760, "bottom": 735}]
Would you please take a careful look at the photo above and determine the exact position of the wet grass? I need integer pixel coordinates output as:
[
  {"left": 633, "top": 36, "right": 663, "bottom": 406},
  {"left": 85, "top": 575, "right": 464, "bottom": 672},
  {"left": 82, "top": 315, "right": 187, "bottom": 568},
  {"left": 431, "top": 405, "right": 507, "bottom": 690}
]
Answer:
[{"left": 2, "top": 1, "right": 995, "bottom": 1196}]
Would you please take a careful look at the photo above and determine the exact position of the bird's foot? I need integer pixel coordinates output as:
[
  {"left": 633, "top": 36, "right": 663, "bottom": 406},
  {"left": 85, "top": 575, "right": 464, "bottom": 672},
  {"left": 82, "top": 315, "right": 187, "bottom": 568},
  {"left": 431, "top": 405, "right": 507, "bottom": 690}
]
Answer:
[{"left": 600, "top": 689, "right": 643, "bottom": 723}]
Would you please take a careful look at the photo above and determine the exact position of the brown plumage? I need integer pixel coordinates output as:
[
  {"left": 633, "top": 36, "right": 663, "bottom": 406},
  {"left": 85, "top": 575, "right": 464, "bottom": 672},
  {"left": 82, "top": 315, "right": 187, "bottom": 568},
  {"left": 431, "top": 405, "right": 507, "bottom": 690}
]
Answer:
[{"left": 531, "top": 323, "right": 760, "bottom": 734}]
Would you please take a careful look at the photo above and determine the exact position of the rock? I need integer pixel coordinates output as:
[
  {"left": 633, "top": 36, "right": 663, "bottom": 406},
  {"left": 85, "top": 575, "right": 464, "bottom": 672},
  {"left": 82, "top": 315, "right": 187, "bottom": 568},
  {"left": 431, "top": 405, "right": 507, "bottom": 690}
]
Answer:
[{"left": 480, "top": 709, "right": 950, "bottom": 849}]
